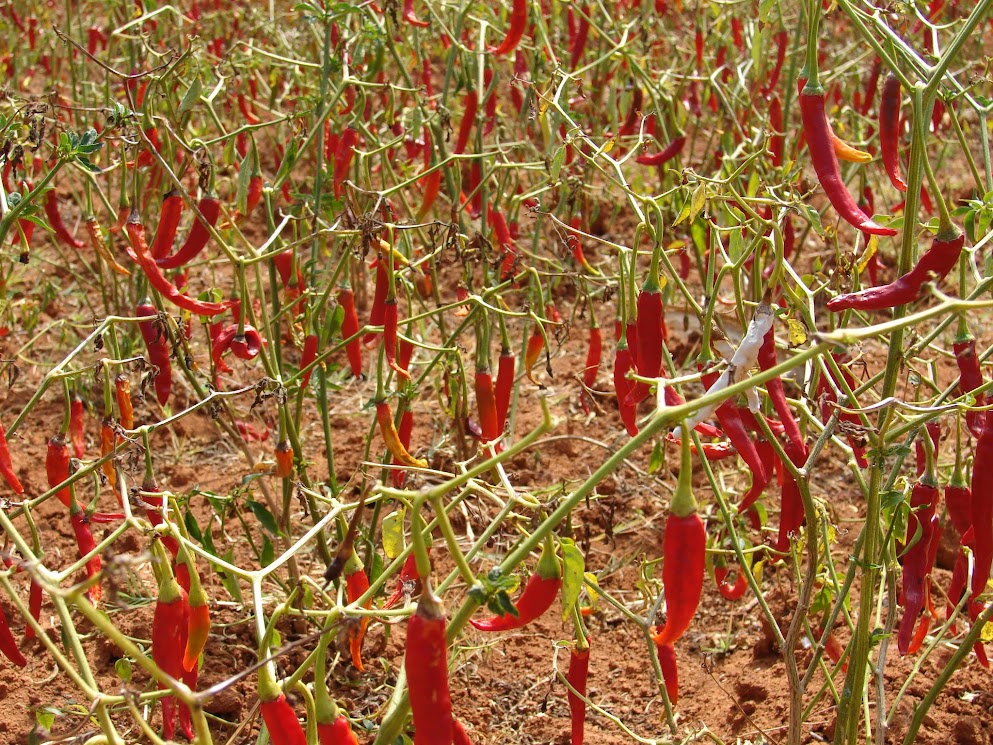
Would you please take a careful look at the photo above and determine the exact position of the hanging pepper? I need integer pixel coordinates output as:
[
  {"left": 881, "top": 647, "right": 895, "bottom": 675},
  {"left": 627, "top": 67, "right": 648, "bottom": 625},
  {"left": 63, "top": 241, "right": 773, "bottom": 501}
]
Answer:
[
  {"left": 880, "top": 73, "right": 908, "bottom": 193},
  {"left": 614, "top": 337, "right": 639, "bottom": 436},
  {"left": 300, "top": 333, "right": 319, "bottom": 387},
  {"left": 654, "top": 641, "right": 679, "bottom": 706},
  {"left": 156, "top": 195, "right": 221, "bottom": 269},
  {"left": 115, "top": 375, "right": 134, "bottom": 430},
  {"left": 70, "top": 501, "right": 102, "bottom": 604},
  {"left": 651, "top": 433, "right": 705, "bottom": 647},
  {"left": 953, "top": 322, "right": 985, "bottom": 438},
  {"left": 274, "top": 440, "right": 293, "bottom": 479},
  {"left": 126, "top": 213, "right": 231, "bottom": 316},
  {"left": 391, "top": 405, "right": 415, "bottom": 488},
  {"left": 69, "top": 394, "right": 85, "bottom": 459},
  {"left": 490, "top": 0, "right": 526, "bottom": 55},
  {"left": 0, "top": 604, "right": 26, "bottom": 667},
  {"left": 898, "top": 468, "right": 941, "bottom": 655},
  {"left": 774, "top": 440, "right": 809, "bottom": 553},
  {"left": 0, "top": 421, "right": 23, "bottom": 494},
  {"left": 579, "top": 321, "right": 602, "bottom": 414},
  {"left": 136, "top": 300, "right": 173, "bottom": 406},
  {"left": 970, "top": 411, "right": 993, "bottom": 601},
  {"left": 344, "top": 559, "right": 373, "bottom": 671},
  {"left": 454, "top": 90, "right": 478, "bottom": 155},
  {"left": 470, "top": 539, "right": 561, "bottom": 631},
  {"left": 699, "top": 369, "right": 769, "bottom": 490},
  {"left": 630, "top": 245, "right": 668, "bottom": 406},
  {"left": 635, "top": 135, "right": 686, "bottom": 167},
  {"left": 181, "top": 552, "right": 210, "bottom": 673},
  {"left": 23, "top": 580, "right": 42, "bottom": 642},
  {"left": 406, "top": 590, "right": 452, "bottom": 743},
  {"left": 402, "top": 0, "right": 430, "bottom": 27},
  {"left": 798, "top": 84, "right": 896, "bottom": 236},
  {"left": 151, "top": 543, "right": 189, "bottom": 741},
  {"left": 46, "top": 435, "right": 72, "bottom": 508},
  {"left": 84, "top": 216, "right": 130, "bottom": 275},
  {"left": 567, "top": 636, "right": 591, "bottom": 745},
  {"left": 382, "top": 551, "right": 425, "bottom": 610},
  {"left": 377, "top": 400, "right": 427, "bottom": 468},
  {"left": 258, "top": 671, "right": 308, "bottom": 745},
  {"left": 831, "top": 133, "right": 872, "bottom": 163},
  {"left": 44, "top": 190, "right": 85, "bottom": 249},
  {"left": 524, "top": 324, "right": 546, "bottom": 386},
  {"left": 149, "top": 189, "right": 185, "bottom": 260},
  {"left": 475, "top": 367, "right": 501, "bottom": 444},
  {"left": 335, "top": 285, "right": 363, "bottom": 377},
  {"left": 364, "top": 256, "right": 390, "bottom": 348},
  {"left": 332, "top": 128, "right": 360, "bottom": 199},
  {"left": 714, "top": 565, "right": 748, "bottom": 600},
  {"left": 495, "top": 346, "right": 516, "bottom": 433}
]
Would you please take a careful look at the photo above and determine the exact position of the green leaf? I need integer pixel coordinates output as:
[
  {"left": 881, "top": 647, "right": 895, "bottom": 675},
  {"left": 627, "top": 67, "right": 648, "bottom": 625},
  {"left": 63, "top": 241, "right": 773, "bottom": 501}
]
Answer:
[
  {"left": 261, "top": 535, "right": 274, "bottom": 566},
  {"left": 35, "top": 708, "right": 57, "bottom": 731},
  {"left": 219, "top": 550, "right": 244, "bottom": 602},
  {"left": 648, "top": 440, "right": 664, "bottom": 474},
  {"left": 115, "top": 657, "right": 133, "bottom": 683},
  {"left": 247, "top": 499, "right": 280, "bottom": 536},
  {"left": 184, "top": 511, "right": 203, "bottom": 542},
  {"left": 178, "top": 78, "right": 202, "bottom": 116},
  {"left": 559, "top": 539, "right": 585, "bottom": 619}
]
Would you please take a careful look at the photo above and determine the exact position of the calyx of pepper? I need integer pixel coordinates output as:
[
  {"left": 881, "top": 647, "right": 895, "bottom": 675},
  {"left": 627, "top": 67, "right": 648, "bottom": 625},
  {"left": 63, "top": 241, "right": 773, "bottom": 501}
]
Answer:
[{"left": 671, "top": 427, "right": 698, "bottom": 518}]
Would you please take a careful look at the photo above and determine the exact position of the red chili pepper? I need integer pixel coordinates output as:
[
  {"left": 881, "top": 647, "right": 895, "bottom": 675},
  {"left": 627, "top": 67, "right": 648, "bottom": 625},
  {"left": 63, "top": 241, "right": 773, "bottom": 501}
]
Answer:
[
  {"left": 149, "top": 189, "right": 185, "bottom": 260},
  {"left": 567, "top": 638, "right": 591, "bottom": 745},
  {"left": 700, "top": 369, "right": 769, "bottom": 489},
  {"left": 475, "top": 368, "right": 501, "bottom": 444},
  {"left": 406, "top": 590, "right": 452, "bottom": 743},
  {"left": 156, "top": 195, "right": 220, "bottom": 269},
  {"left": 274, "top": 439, "right": 293, "bottom": 479},
  {"left": 490, "top": 0, "right": 526, "bottom": 55},
  {"left": 471, "top": 541, "right": 561, "bottom": 631},
  {"left": 364, "top": 258, "right": 390, "bottom": 348},
  {"left": 815, "top": 354, "right": 867, "bottom": 467},
  {"left": 880, "top": 73, "right": 908, "bottom": 193},
  {"left": 775, "top": 440, "right": 809, "bottom": 553},
  {"left": 954, "top": 327, "right": 985, "bottom": 438},
  {"left": 0, "top": 603, "right": 26, "bottom": 667},
  {"left": 382, "top": 551, "right": 424, "bottom": 610},
  {"left": 115, "top": 375, "right": 134, "bottom": 430},
  {"left": 142, "top": 476, "right": 180, "bottom": 558},
  {"left": 858, "top": 56, "right": 882, "bottom": 116},
  {"left": 524, "top": 324, "right": 546, "bottom": 385},
  {"left": 319, "top": 715, "right": 361, "bottom": 745},
  {"left": 260, "top": 692, "right": 308, "bottom": 745},
  {"left": 126, "top": 214, "right": 231, "bottom": 316},
  {"left": 630, "top": 257, "right": 667, "bottom": 405},
  {"left": 769, "top": 96, "right": 784, "bottom": 167},
  {"left": 569, "top": 5, "right": 590, "bottom": 68},
  {"left": 136, "top": 300, "right": 173, "bottom": 406},
  {"left": 333, "top": 127, "right": 359, "bottom": 199},
  {"left": 0, "top": 422, "right": 23, "bottom": 495},
  {"left": 23, "top": 580, "right": 42, "bottom": 642},
  {"left": 391, "top": 407, "right": 415, "bottom": 488},
  {"left": 337, "top": 285, "right": 363, "bottom": 377},
  {"left": 345, "top": 559, "right": 372, "bottom": 671},
  {"left": 402, "top": 0, "right": 430, "bottom": 27},
  {"left": 654, "top": 641, "right": 679, "bottom": 706},
  {"left": 651, "top": 435, "right": 705, "bottom": 647},
  {"left": 827, "top": 227, "right": 964, "bottom": 311},
  {"left": 299, "top": 333, "right": 319, "bottom": 387},
  {"left": 798, "top": 87, "right": 896, "bottom": 236},
  {"left": 383, "top": 299, "right": 409, "bottom": 381},
  {"left": 454, "top": 90, "right": 478, "bottom": 155},
  {"left": 635, "top": 135, "right": 686, "bottom": 167},
  {"left": 69, "top": 394, "right": 85, "bottom": 460},
  {"left": 614, "top": 339, "right": 638, "bottom": 436},
  {"left": 45, "top": 190, "right": 86, "bottom": 249},
  {"left": 46, "top": 435, "right": 72, "bottom": 508},
  {"left": 495, "top": 346, "right": 515, "bottom": 432},
  {"left": 579, "top": 323, "right": 602, "bottom": 414},
  {"left": 758, "top": 328, "right": 804, "bottom": 454},
  {"left": 897, "top": 475, "right": 940, "bottom": 655},
  {"left": 970, "top": 413, "right": 993, "bottom": 600},
  {"left": 714, "top": 565, "right": 748, "bottom": 600},
  {"left": 69, "top": 501, "right": 101, "bottom": 604}
]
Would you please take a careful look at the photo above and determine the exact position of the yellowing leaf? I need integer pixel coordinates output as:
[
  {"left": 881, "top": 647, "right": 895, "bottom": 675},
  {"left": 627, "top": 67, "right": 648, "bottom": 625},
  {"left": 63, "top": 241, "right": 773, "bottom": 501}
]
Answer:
[
  {"left": 382, "top": 509, "right": 405, "bottom": 559},
  {"left": 559, "top": 538, "right": 586, "bottom": 619},
  {"left": 857, "top": 235, "right": 878, "bottom": 274},
  {"left": 787, "top": 318, "right": 808, "bottom": 347}
]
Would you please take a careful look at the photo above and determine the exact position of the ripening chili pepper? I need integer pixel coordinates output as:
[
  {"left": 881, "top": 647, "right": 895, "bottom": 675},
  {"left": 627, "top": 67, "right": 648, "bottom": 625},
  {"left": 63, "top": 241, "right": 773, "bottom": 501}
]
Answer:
[
  {"left": 258, "top": 677, "right": 307, "bottom": 745},
  {"left": 831, "top": 132, "right": 872, "bottom": 163},
  {"left": 149, "top": 189, "right": 185, "bottom": 260},
  {"left": 799, "top": 85, "right": 897, "bottom": 236},
  {"left": 651, "top": 434, "right": 705, "bottom": 647},
  {"left": 23, "top": 579, "right": 42, "bottom": 642},
  {"left": 45, "top": 190, "right": 86, "bottom": 249},
  {"left": 654, "top": 641, "right": 679, "bottom": 706},
  {"left": 495, "top": 346, "right": 515, "bottom": 432},
  {"left": 136, "top": 300, "right": 173, "bottom": 406},
  {"left": 402, "top": 0, "right": 430, "bottom": 26},
  {"left": 579, "top": 322, "right": 602, "bottom": 414},
  {"left": 406, "top": 589, "right": 452, "bottom": 744},
  {"left": 84, "top": 216, "right": 130, "bottom": 275},
  {"left": 337, "top": 285, "right": 363, "bottom": 377},
  {"left": 391, "top": 407, "right": 415, "bottom": 488},
  {"left": 344, "top": 556, "right": 372, "bottom": 671},
  {"left": 471, "top": 539, "right": 561, "bottom": 631},
  {"left": 69, "top": 394, "right": 85, "bottom": 459},
  {"left": 524, "top": 325, "right": 546, "bottom": 386},
  {"left": 614, "top": 339, "right": 638, "bottom": 436},
  {"left": 377, "top": 400, "right": 427, "bottom": 468},
  {"left": 181, "top": 555, "right": 209, "bottom": 673},
  {"left": 115, "top": 375, "right": 134, "bottom": 430},
  {"left": 490, "top": 0, "right": 526, "bottom": 55},
  {"left": 454, "top": 90, "right": 478, "bottom": 155},
  {"left": 127, "top": 214, "right": 231, "bottom": 316},
  {"left": 46, "top": 435, "right": 72, "bottom": 508},
  {"left": 333, "top": 127, "right": 359, "bottom": 199},
  {"left": 635, "top": 135, "right": 686, "bottom": 167},
  {"left": 0, "top": 603, "right": 26, "bottom": 667},
  {"left": 475, "top": 368, "right": 501, "bottom": 443},
  {"left": 156, "top": 195, "right": 221, "bottom": 269},
  {"left": 274, "top": 439, "right": 293, "bottom": 479},
  {"left": 897, "top": 473, "right": 940, "bottom": 655},
  {"left": 567, "top": 636, "right": 591, "bottom": 745},
  {"left": 0, "top": 422, "right": 22, "bottom": 495},
  {"left": 827, "top": 227, "right": 964, "bottom": 311},
  {"left": 880, "top": 73, "right": 908, "bottom": 193},
  {"left": 69, "top": 501, "right": 101, "bottom": 604}
]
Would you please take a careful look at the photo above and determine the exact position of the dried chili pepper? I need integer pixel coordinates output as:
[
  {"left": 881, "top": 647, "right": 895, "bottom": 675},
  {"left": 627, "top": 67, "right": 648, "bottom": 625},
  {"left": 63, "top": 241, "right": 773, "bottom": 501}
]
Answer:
[
  {"left": 0, "top": 422, "right": 22, "bottom": 495},
  {"left": 136, "top": 300, "right": 173, "bottom": 406},
  {"left": 45, "top": 190, "right": 85, "bottom": 249},
  {"left": 115, "top": 375, "right": 134, "bottom": 430},
  {"left": 84, "top": 216, "right": 130, "bottom": 275},
  {"left": 156, "top": 194, "right": 220, "bottom": 269},
  {"left": 69, "top": 394, "right": 85, "bottom": 459},
  {"left": 0, "top": 603, "right": 26, "bottom": 667},
  {"left": 126, "top": 213, "right": 231, "bottom": 316},
  {"left": 827, "top": 227, "right": 964, "bottom": 311},
  {"left": 470, "top": 539, "right": 561, "bottom": 631},
  {"left": 799, "top": 85, "right": 896, "bottom": 236},
  {"left": 954, "top": 322, "right": 985, "bottom": 438},
  {"left": 495, "top": 346, "right": 515, "bottom": 433},
  {"left": 651, "top": 433, "right": 705, "bottom": 647},
  {"left": 383, "top": 299, "right": 409, "bottom": 381},
  {"left": 635, "top": 135, "right": 686, "bottom": 167},
  {"left": 46, "top": 435, "right": 72, "bottom": 508},
  {"left": 338, "top": 285, "right": 363, "bottom": 377},
  {"left": 149, "top": 189, "right": 185, "bottom": 260},
  {"left": 567, "top": 636, "right": 591, "bottom": 745},
  {"left": 490, "top": 0, "right": 526, "bottom": 55},
  {"left": 880, "top": 73, "right": 908, "bottom": 193},
  {"left": 377, "top": 400, "right": 427, "bottom": 468},
  {"left": 344, "top": 555, "right": 372, "bottom": 671},
  {"left": 406, "top": 589, "right": 452, "bottom": 743},
  {"left": 70, "top": 501, "right": 101, "bottom": 604}
]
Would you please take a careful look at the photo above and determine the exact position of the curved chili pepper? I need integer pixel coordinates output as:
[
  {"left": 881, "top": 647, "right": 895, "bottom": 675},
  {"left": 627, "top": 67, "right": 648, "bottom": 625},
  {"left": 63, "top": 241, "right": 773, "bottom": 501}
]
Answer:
[
  {"left": 651, "top": 435, "right": 705, "bottom": 647},
  {"left": 69, "top": 394, "right": 85, "bottom": 459},
  {"left": 524, "top": 324, "right": 546, "bottom": 385},
  {"left": 115, "top": 375, "right": 134, "bottom": 430},
  {"left": 490, "top": 0, "right": 526, "bottom": 55},
  {"left": 736, "top": 438, "right": 776, "bottom": 515},
  {"left": 402, "top": 0, "right": 430, "bottom": 27},
  {"left": 136, "top": 300, "right": 173, "bottom": 406},
  {"left": 382, "top": 551, "right": 424, "bottom": 610},
  {"left": 970, "top": 413, "right": 993, "bottom": 600},
  {"left": 384, "top": 299, "right": 409, "bottom": 381},
  {"left": 614, "top": 340, "right": 638, "bottom": 436},
  {"left": 70, "top": 502, "right": 102, "bottom": 604},
  {"left": 127, "top": 214, "right": 231, "bottom": 316},
  {"left": 700, "top": 369, "right": 768, "bottom": 489},
  {"left": 831, "top": 133, "right": 872, "bottom": 163},
  {"left": 84, "top": 216, "right": 130, "bottom": 275},
  {"left": 345, "top": 559, "right": 372, "bottom": 671},
  {"left": 0, "top": 422, "right": 22, "bottom": 494},
  {"left": 377, "top": 400, "right": 427, "bottom": 468},
  {"left": 0, "top": 603, "right": 26, "bottom": 667},
  {"left": 635, "top": 135, "right": 686, "bottom": 167},
  {"left": 567, "top": 638, "right": 591, "bottom": 745},
  {"left": 954, "top": 328, "right": 985, "bottom": 438},
  {"left": 654, "top": 641, "right": 679, "bottom": 706},
  {"left": 150, "top": 189, "right": 185, "bottom": 260},
  {"left": 579, "top": 323, "right": 602, "bottom": 414},
  {"left": 406, "top": 590, "right": 452, "bottom": 743},
  {"left": 898, "top": 476, "right": 940, "bottom": 655},
  {"left": 337, "top": 285, "right": 363, "bottom": 377},
  {"left": 630, "top": 264, "right": 666, "bottom": 405},
  {"left": 475, "top": 369, "right": 501, "bottom": 443},
  {"left": 45, "top": 190, "right": 85, "bottom": 249},
  {"left": 758, "top": 328, "right": 804, "bottom": 454},
  {"left": 569, "top": 5, "right": 590, "bottom": 68},
  {"left": 715, "top": 566, "right": 748, "bottom": 600},
  {"left": 880, "top": 74, "right": 908, "bottom": 192},
  {"left": 471, "top": 542, "right": 561, "bottom": 631},
  {"left": 798, "top": 88, "right": 896, "bottom": 236},
  {"left": 827, "top": 228, "right": 964, "bottom": 311},
  {"left": 156, "top": 195, "right": 220, "bottom": 269},
  {"left": 769, "top": 96, "right": 784, "bottom": 168},
  {"left": 46, "top": 435, "right": 72, "bottom": 508}
]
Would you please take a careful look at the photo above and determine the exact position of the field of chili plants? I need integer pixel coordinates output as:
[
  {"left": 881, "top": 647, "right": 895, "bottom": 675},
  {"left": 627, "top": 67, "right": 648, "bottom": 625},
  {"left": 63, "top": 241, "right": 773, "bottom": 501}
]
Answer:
[{"left": 1, "top": 0, "right": 993, "bottom": 743}]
